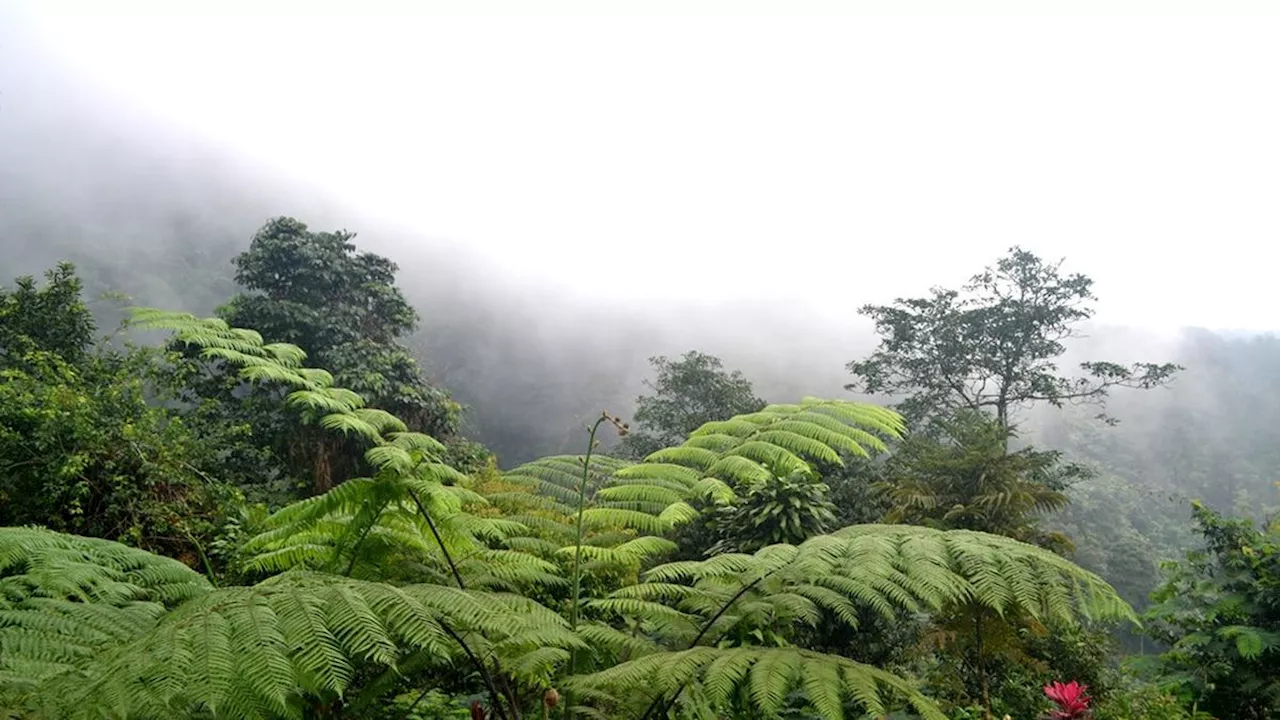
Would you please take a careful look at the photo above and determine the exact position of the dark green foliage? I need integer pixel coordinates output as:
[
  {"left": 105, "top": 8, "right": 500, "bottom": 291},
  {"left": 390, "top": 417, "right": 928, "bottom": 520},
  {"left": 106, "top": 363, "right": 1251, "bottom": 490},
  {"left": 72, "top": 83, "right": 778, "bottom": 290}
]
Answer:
[
  {"left": 0, "top": 262, "right": 95, "bottom": 365},
  {"left": 705, "top": 464, "right": 838, "bottom": 554},
  {"left": 219, "top": 217, "right": 460, "bottom": 439},
  {"left": 879, "top": 410, "right": 1087, "bottom": 553},
  {"left": 1091, "top": 679, "right": 1214, "bottom": 720},
  {"left": 159, "top": 218, "right": 479, "bottom": 497},
  {"left": 0, "top": 348, "right": 239, "bottom": 560},
  {"left": 617, "top": 351, "right": 767, "bottom": 459},
  {"left": 0, "top": 266, "right": 237, "bottom": 561},
  {"left": 1145, "top": 502, "right": 1280, "bottom": 719},
  {"left": 847, "top": 246, "right": 1180, "bottom": 430}
]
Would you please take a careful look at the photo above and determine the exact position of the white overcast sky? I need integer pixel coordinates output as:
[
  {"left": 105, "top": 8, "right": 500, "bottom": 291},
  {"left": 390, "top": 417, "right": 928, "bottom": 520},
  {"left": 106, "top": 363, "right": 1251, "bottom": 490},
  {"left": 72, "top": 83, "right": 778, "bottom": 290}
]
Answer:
[{"left": 9, "top": 0, "right": 1280, "bottom": 332}]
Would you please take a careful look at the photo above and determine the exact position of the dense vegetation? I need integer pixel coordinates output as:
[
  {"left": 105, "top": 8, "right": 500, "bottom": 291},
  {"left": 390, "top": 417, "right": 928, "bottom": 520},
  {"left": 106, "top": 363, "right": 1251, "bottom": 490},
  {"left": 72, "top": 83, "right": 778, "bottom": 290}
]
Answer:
[{"left": 1, "top": 220, "right": 1276, "bottom": 719}]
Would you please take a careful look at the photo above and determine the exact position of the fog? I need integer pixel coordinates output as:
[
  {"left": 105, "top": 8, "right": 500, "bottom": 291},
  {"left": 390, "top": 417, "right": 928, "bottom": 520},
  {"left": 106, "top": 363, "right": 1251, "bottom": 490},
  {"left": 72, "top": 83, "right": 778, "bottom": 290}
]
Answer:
[{"left": 3, "top": 2, "right": 1280, "bottom": 464}]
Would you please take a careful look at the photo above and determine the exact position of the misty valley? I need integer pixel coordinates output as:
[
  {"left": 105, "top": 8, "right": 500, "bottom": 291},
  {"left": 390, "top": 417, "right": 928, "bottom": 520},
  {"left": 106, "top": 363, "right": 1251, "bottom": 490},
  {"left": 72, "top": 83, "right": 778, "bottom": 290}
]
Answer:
[
  {"left": 2, "top": 218, "right": 1276, "bottom": 720},
  {"left": 4, "top": 3, "right": 1280, "bottom": 718}
]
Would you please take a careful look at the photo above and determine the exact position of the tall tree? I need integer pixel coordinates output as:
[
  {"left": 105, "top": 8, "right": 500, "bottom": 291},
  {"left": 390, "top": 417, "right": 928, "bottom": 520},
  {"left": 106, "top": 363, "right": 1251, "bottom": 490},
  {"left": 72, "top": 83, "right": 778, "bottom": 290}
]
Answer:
[
  {"left": 189, "top": 217, "right": 475, "bottom": 495},
  {"left": 219, "top": 217, "right": 460, "bottom": 439},
  {"left": 879, "top": 409, "right": 1085, "bottom": 553},
  {"left": 617, "top": 350, "right": 766, "bottom": 459},
  {"left": 846, "top": 246, "right": 1180, "bottom": 432}
]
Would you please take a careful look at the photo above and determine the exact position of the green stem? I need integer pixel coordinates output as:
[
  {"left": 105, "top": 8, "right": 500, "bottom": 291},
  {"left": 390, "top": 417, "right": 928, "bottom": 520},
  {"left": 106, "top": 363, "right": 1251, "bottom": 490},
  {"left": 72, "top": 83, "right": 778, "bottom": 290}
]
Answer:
[
  {"left": 183, "top": 530, "right": 219, "bottom": 587},
  {"left": 407, "top": 485, "right": 522, "bottom": 720},
  {"left": 342, "top": 500, "right": 390, "bottom": 577},
  {"left": 565, "top": 414, "right": 608, "bottom": 720},
  {"left": 406, "top": 487, "right": 467, "bottom": 591}
]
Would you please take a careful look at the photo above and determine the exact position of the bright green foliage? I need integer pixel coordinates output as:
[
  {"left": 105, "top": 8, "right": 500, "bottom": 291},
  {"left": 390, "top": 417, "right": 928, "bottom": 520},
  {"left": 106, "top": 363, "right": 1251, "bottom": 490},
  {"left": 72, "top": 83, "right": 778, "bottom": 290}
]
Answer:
[
  {"left": 498, "top": 454, "right": 637, "bottom": 539},
  {"left": 41, "top": 574, "right": 581, "bottom": 720},
  {"left": 617, "top": 351, "right": 767, "bottom": 460},
  {"left": 0, "top": 311, "right": 1142, "bottom": 720},
  {"left": 496, "top": 398, "right": 903, "bottom": 569},
  {"left": 0, "top": 497, "right": 1138, "bottom": 719},
  {"left": 0, "top": 527, "right": 210, "bottom": 711},
  {"left": 573, "top": 526, "right": 1132, "bottom": 719},
  {"left": 240, "top": 434, "right": 558, "bottom": 594},
  {"left": 1145, "top": 501, "right": 1280, "bottom": 719},
  {"left": 131, "top": 308, "right": 398, "bottom": 445},
  {"left": 628, "top": 398, "right": 904, "bottom": 508},
  {"left": 846, "top": 246, "right": 1180, "bottom": 430},
  {"left": 492, "top": 451, "right": 679, "bottom": 602},
  {"left": 570, "top": 647, "right": 946, "bottom": 720}
]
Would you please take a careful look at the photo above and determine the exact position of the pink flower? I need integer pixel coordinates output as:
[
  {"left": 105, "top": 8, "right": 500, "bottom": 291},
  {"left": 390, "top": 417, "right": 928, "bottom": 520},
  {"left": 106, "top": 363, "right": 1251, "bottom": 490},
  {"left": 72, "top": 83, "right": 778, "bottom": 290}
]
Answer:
[{"left": 1044, "top": 680, "right": 1092, "bottom": 719}]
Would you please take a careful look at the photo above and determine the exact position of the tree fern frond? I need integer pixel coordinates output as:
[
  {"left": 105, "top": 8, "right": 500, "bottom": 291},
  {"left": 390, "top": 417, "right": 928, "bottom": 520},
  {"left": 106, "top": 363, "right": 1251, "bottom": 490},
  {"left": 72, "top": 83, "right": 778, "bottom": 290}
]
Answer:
[
  {"left": 261, "top": 342, "right": 308, "bottom": 367},
  {"left": 317, "top": 413, "right": 382, "bottom": 442},
  {"left": 641, "top": 446, "right": 721, "bottom": 471},
  {"left": 681, "top": 433, "right": 746, "bottom": 453},
  {"left": 0, "top": 527, "right": 210, "bottom": 606},
  {"left": 750, "top": 430, "right": 843, "bottom": 466},
  {"left": 581, "top": 508, "right": 672, "bottom": 535},
  {"left": 352, "top": 407, "right": 407, "bottom": 434},
  {"left": 703, "top": 455, "right": 772, "bottom": 485},
  {"left": 41, "top": 572, "right": 576, "bottom": 719},
  {"left": 286, "top": 389, "right": 360, "bottom": 415},
  {"left": 388, "top": 431, "right": 447, "bottom": 455},
  {"left": 296, "top": 367, "right": 335, "bottom": 388},
  {"left": 568, "top": 647, "right": 945, "bottom": 720}
]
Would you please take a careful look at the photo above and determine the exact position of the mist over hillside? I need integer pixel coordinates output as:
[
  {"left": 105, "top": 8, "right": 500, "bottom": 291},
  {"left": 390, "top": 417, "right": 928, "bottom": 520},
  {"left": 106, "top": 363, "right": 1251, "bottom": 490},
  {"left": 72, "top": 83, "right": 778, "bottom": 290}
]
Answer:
[{"left": 3, "top": 8, "right": 1276, "bottom": 482}]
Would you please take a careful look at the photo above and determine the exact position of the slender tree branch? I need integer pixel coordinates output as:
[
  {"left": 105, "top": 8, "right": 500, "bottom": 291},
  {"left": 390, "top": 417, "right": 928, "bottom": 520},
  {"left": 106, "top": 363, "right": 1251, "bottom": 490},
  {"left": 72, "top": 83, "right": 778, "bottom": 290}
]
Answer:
[
  {"left": 406, "top": 486, "right": 467, "bottom": 590},
  {"left": 438, "top": 619, "right": 512, "bottom": 720},
  {"left": 408, "top": 483, "right": 523, "bottom": 719}
]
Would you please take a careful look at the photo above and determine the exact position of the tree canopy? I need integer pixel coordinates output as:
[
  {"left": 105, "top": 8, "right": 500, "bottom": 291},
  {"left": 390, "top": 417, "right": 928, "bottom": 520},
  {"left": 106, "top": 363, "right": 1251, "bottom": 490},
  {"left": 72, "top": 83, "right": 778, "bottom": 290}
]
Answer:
[
  {"left": 219, "top": 217, "right": 461, "bottom": 441},
  {"left": 847, "top": 246, "right": 1181, "bottom": 430},
  {"left": 617, "top": 350, "right": 767, "bottom": 459}
]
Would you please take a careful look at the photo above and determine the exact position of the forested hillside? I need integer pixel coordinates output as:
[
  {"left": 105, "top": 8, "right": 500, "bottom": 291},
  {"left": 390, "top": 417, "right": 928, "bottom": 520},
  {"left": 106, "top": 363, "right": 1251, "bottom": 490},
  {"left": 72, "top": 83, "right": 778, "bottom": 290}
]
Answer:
[
  {"left": 4, "top": 18, "right": 1279, "bottom": 717},
  {"left": 3, "top": 217, "right": 1278, "bottom": 719}
]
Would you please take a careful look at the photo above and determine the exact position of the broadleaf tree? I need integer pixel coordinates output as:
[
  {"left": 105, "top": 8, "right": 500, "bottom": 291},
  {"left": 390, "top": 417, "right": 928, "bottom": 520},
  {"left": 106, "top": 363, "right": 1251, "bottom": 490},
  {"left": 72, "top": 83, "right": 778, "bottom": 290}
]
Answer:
[
  {"left": 173, "top": 218, "right": 480, "bottom": 496},
  {"left": 617, "top": 350, "right": 767, "bottom": 460},
  {"left": 219, "top": 217, "right": 462, "bottom": 440},
  {"left": 846, "top": 246, "right": 1181, "bottom": 432}
]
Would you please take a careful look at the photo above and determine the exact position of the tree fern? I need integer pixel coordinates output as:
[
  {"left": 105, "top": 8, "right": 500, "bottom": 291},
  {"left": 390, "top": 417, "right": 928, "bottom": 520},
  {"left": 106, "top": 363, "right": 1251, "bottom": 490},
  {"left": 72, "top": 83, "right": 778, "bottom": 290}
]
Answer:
[
  {"left": 0, "top": 528, "right": 213, "bottom": 708},
  {"left": 3, "top": 307, "right": 1141, "bottom": 720},
  {"left": 34, "top": 572, "right": 582, "bottom": 719},
  {"left": 128, "top": 308, "right": 389, "bottom": 446},
  {"left": 568, "top": 646, "right": 946, "bottom": 720},
  {"left": 239, "top": 442, "right": 546, "bottom": 593},
  {"left": 494, "top": 398, "right": 904, "bottom": 557}
]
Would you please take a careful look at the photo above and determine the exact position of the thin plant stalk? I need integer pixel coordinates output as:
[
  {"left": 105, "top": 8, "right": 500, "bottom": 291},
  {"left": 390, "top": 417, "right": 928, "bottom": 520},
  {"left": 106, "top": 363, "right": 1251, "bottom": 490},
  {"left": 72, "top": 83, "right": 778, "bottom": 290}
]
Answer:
[{"left": 564, "top": 413, "right": 609, "bottom": 719}]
